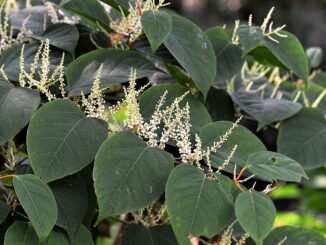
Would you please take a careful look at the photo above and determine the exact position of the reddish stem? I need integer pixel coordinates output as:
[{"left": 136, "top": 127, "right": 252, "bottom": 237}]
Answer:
[
  {"left": 234, "top": 166, "right": 248, "bottom": 182},
  {"left": 136, "top": 0, "right": 142, "bottom": 16},
  {"left": 0, "top": 174, "right": 14, "bottom": 181}
]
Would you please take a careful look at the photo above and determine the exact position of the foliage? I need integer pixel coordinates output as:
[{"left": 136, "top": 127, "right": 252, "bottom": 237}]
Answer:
[{"left": 0, "top": 0, "right": 326, "bottom": 244}]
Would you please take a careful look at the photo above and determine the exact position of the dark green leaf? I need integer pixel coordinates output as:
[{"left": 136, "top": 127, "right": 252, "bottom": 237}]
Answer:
[
  {"left": 13, "top": 175, "right": 57, "bottom": 241},
  {"left": 43, "top": 230, "right": 70, "bottom": 245},
  {"left": 163, "top": 14, "right": 216, "bottom": 99},
  {"left": 246, "top": 151, "right": 308, "bottom": 182},
  {"left": 237, "top": 25, "right": 264, "bottom": 54},
  {"left": 139, "top": 83, "right": 212, "bottom": 137},
  {"left": 27, "top": 99, "right": 107, "bottom": 182},
  {"left": 264, "top": 226, "right": 326, "bottom": 245},
  {"left": 231, "top": 90, "right": 302, "bottom": 130},
  {"left": 0, "top": 81, "right": 40, "bottom": 145},
  {"left": 200, "top": 121, "right": 266, "bottom": 171},
  {"left": 4, "top": 221, "right": 39, "bottom": 245},
  {"left": 0, "top": 200, "right": 11, "bottom": 224},
  {"left": 141, "top": 10, "right": 172, "bottom": 53},
  {"left": 100, "top": 0, "right": 129, "bottom": 14},
  {"left": 206, "top": 27, "right": 244, "bottom": 84},
  {"left": 32, "top": 23, "right": 79, "bottom": 55},
  {"left": 306, "top": 47, "right": 323, "bottom": 68},
  {"left": 66, "top": 49, "right": 157, "bottom": 95},
  {"left": 122, "top": 224, "right": 178, "bottom": 245},
  {"left": 278, "top": 108, "right": 326, "bottom": 169},
  {"left": 72, "top": 225, "right": 94, "bottom": 245},
  {"left": 94, "top": 131, "right": 174, "bottom": 218},
  {"left": 49, "top": 175, "right": 89, "bottom": 241},
  {"left": 166, "top": 164, "right": 234, "bottom": 245},
  {"left": 235, "top": 191, "right": 276, "bottom": 244}
]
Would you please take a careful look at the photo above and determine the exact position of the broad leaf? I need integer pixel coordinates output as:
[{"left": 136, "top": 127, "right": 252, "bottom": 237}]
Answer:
[
  {"left": 206, "top": 27, "right": 244, "bottom": 84},
  {"left": 13, "top": 175, "right": 57, "bottom": 241},
  {"left": 27, "top": 99, "right": 107, "bottom": 182},
  {"left": 200, "top": 121, "right": 266, "bottom": 171},
  {"left": 278, "top": 108, "right": 326, "bottom": 169},
  {"left": 4, "top": 221, "right": 39, "bottom": 245},
  {"left": 49, "top": 175, "right": 89, "bottom": 241},
  {"left": 141, "top": 10, "right": 172, "bottom": 53},
  {"left": 235, "top": 191, "right": 276, "bottom": 244},
  {"left": 231, "top": 90, "right": 302, "bottom": 130},
  {"left": 246, "top": 151, "right": 308, "bottom": 182},
  {"left": 306, "top": 47, "right": 323, "bottom": 68},
  {"left": 237, "top": 25, "right": 264, "bottom": 54},
  {"left": 32, "top": 23, "right": 79, "bottom": 55},
  {"left": 94, "top": 131, "right": 174, "bottom": 219},
  {"left": 122, "top": 224, "right": 178, "bottom": 245},
  {"left": 66, "top": 49, "right": 157, "bottom": 95},
  {"left": 264, "top": 226, "right": 326, "bottom": 245},
  {"left": 73, "top": 225, "right": 95, "bottom": 245},
  {"left": 0, "top": 80, "right": 40, "bottom": 145},
  {"left": 0, "top": 200, "right": 11, "bottom": 224},
  {"left": 166, "top": 164, "right": 234, "bottom": 245},
  {"left": 163, "top": 14, "right": 216, "bottom": 99},
  {"left": 139, "top": 83, "right": 212, "bottom": 137}
]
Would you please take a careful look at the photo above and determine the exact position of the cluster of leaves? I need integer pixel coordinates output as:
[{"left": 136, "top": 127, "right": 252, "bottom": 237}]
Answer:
[{"left": 0, "top": 0, "right": 326, "bottom": 245}]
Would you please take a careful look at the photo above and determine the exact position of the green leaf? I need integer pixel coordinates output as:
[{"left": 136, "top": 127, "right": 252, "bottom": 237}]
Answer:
[
  {"left": 4, "top": 221, "right": 39, "bottom": 245},
  {"left": 27, "top": 99, "right": 107, "bottom": 182},
  {"left": 264, "top": 226, "right": 326, "bottom": 245},
  {"left": 94, "top": 131, "right": 174, "bottom": 218},
  {"left": 0, "top": 81, "right": 40, "bottom": 145},
  {"left": 73, "top": 225, "right": 94, "bottom": 245},
  {"left": 141, "top": 10, "right": 172, "bottom": 53},
  {"left": 263, "top": 31, "right": 309, "bottom": 83},
  {"left": 165, "top": 164, "right": 234, "bottom": 245},
  {"left": 206, "top": 27, "right": 244, "bottom": 84},
  {"left": 13, "top": 175, "right": 57, "bottom": 242},
  {"left": 139, "top": 83, "right": 212, "bottom": 137},
  {"left": 237, "top": 25, "right": 264, "bottom": 54},
  {"left": 0, "top": 200, "right": 11, "bottom": 224},
  {"left": 200, "top": 121, "right": 266, "bottom": 171},
  {"left": 306, "top": 47, "right": 323, "bottom": 68},
  {"left": 163, "top": 14, "right": 216, "bottom": 99},
  {"left": 32, "top": 23, "right": 79, "bottom": 56},
  {"left": 246, "top": 151, "right": 308, "bottom": 182},
  {"left": 100, "top": 0, "right": 129, "bottom": 14},
  {"left": 43, "top": 230, "right": 70, "bottom": 245},
  {"left": 235, "top": 191, "right": 276, "bottom": 244},
  {"left": 231, "top": 90, "right": 302, "bottom": 130},
  {"left": 66, "top": 49, "right": 157, "bottom": 95},
  {"left": 49, "top": 175, "right": 89, "bottom": 241},
  {"left": 0, "top": 43, "right": 71, "bottom": 82},
  {"left": 122, "top": 224, "right": 178, "bottom": 245},
  {"left": 277, "top": 108, "right": 326, "bottom": 169}
]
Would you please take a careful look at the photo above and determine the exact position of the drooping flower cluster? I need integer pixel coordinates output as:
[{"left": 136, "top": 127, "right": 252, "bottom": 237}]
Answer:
[{"left": 110, "top": 0, "right": 169, "bottom": 46}]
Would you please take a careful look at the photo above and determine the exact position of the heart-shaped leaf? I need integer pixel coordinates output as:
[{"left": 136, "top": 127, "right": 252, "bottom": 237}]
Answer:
[
  {"left": 94, "top": 131, "right": 174, "bottom": 219},
  {"left": 141, "top": 10, "right": 172, "bottom": 53},
  {"left": 246, "top": 151, "right": 308, "bottom": 182},
  {"left": 13, "top": 175, "right": 58, "bottom": 242},
  {"left": 235, "top": 191, "right": 276, "bottom": 245},
  {"left": 27, "top": 99, "right": 107, "bottom": 182},
  {"left": 166, "top": 164, "right": 234, "bottom": 245},
  {"left": 163, "top": 14, "right": 216, "bottom": 99},
  {"left": 277, "top": 108, "right": 326, "bottom": 169}
]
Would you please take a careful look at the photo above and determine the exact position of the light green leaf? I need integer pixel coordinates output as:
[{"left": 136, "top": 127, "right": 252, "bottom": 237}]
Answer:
[
  {"left": 264, "top": 226, "right": 326, "bottom": 245},
  {"left": 235, "top": 191, "right": 276, "bottom": 244},
  {"left": 206, "top": 27, "right": 244, "bottom": 84},
  {"left": 0, "top": 80, "right": 40, "bottom": 145},
  {"left": 246, "top": 151, "right": 308, "bottom": 182},
  {"left": 27, "top": 99, "right": 107, "bottom": 182},
  {"left": 166, "top": 164, "right": 234, "bottom": 245},
  {"left": 141, "top": 10, "right": 172, "bottom": 53},
  {"left": 32, "top": 23, "right": 79, "bottom": 56},
  {"left": 13, "top": 175, "right": 57, "bottom": 242},
  {"left": 163, "top": 14, "right": 216, "bottom": 99},
  {"left": 66, "top": 49, "right": 157, "bottom": 95},
  {"left": 94, "top": 131, "right": 174, "bottom": 218},
  {"left": 200, "top": 121, "right": 266, "bottom": 171},
  {"left": 277, "top": 108, "right": 326, "bottom": 169},
  {"left": 231, "top": 90, "right": 302, "bottom": 130},
  {"left": 122, "top": 224, "right": 178, "bottom": 245},
  {"left": 139, "top": 83, "right": 212, "bottom": 138}
]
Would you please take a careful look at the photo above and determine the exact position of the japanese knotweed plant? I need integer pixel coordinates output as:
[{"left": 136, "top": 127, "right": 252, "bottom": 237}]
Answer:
[{"left": 0, "top": 1, "right": 326, "bottom": 245}]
